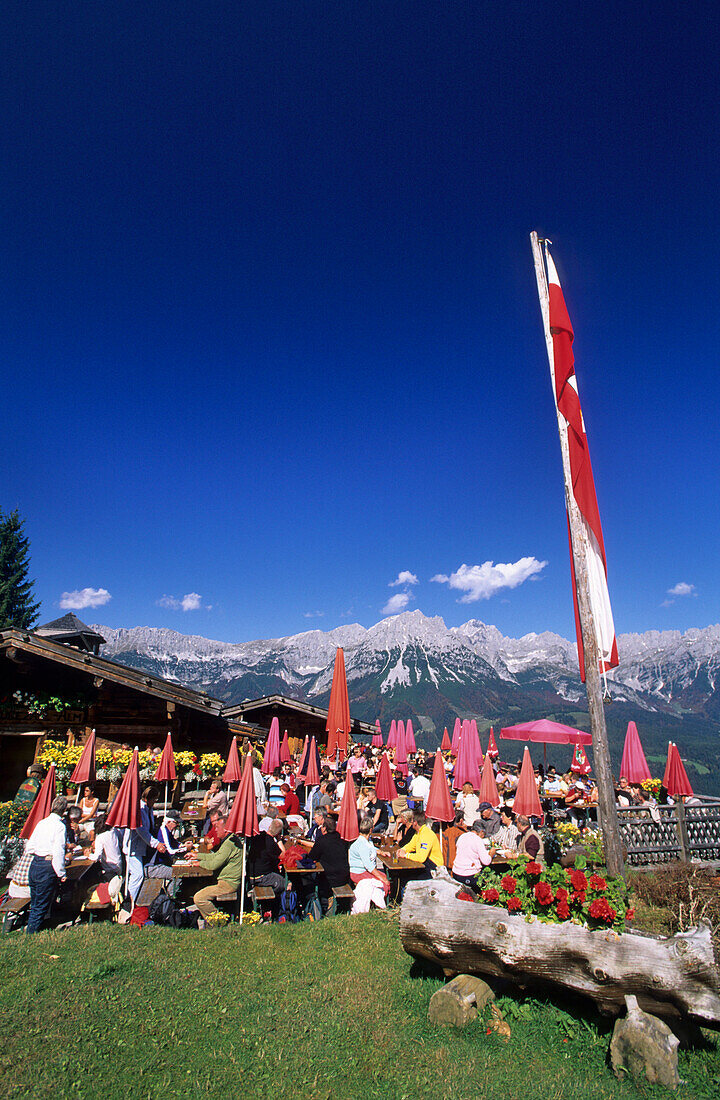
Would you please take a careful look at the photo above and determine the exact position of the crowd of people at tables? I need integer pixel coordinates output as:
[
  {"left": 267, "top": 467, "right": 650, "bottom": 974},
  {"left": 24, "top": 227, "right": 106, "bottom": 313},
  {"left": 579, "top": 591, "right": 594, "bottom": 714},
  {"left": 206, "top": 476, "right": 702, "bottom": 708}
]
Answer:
[{"left": 7, "top": 740, "right": 658, "bottom": 932}]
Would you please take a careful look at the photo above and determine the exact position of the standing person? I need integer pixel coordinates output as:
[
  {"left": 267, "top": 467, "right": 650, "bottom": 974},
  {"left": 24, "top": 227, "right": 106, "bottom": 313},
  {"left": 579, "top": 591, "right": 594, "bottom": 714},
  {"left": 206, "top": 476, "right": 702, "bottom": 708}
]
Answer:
[
  {"left": 123, "top": 787, "right": 166, "bottom": 902},
  {"left": 346, "top": 745, "right": 367, "bottom": 783},
  {"left": 14, "top": 765, "right": 43, "bottom": 807},
  {"left": 252, "top": 755, "right": 267, "bottom": 815},
  {"left": 25, "top": 796, "right": 69, "bottom": 933}
]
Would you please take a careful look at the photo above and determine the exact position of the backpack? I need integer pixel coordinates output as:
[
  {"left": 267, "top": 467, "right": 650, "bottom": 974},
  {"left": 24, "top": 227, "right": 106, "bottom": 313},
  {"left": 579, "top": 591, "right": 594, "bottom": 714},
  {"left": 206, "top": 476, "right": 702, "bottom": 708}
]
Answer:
[
  {"left": 149, "top": 894, "right": 178, "bottom": 926},
  {"left": 278, "top": 886, "right": 300, "bottom": 923},
  {"left": 304, "top": 894, "right": 323, "bottom": 922}
]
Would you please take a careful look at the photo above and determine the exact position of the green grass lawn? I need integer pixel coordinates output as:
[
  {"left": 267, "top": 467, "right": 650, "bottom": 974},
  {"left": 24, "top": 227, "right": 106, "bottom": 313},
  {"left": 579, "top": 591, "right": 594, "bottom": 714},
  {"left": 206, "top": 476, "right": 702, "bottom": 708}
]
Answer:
[{"left": 1, "top": 912, "right": 718, "bottom": 1100}]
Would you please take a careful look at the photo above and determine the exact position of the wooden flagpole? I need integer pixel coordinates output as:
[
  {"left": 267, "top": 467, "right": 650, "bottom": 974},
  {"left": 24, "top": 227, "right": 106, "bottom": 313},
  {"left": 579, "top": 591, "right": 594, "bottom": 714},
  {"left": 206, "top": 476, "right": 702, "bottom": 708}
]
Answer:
[{"left": 530, "top": 231, "right": 624, "bottom": 878}]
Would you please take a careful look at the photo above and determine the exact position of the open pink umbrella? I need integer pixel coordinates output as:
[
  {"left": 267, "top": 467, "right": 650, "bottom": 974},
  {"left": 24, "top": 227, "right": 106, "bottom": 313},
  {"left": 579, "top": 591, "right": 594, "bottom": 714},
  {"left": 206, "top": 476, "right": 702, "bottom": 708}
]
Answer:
[
  {"left": 405, "top": 720, "right": 417, "bottom": 754},
  {"left": 326, "top": 647, "right": 351, "bottom": 761},
  {"left": 280, "top": 731, "right": 292, "bottom": 765},
  {"left": 70, "top": 729, "right": 96, "bottom": 791},
  {"left": 262, "top": 717, "right": 281, "bottom": 774},
  {"left": 425, "top": 749, "right": 454, "bottom": 823},
  {"left": 337, "top": 771, "right": 359, "bottom": 842},
  {"left": 375, "top": 753, "right": 397, "bottom": 802},
  {"left": 486, "top": 728, "right": 499, "bottom": 759},
  {"left": 450, "top": 718, "right": 461, "bottom": 757},
  {"left": 154, "top": 731, "right": 177, "bottom": 811},
  {"left": 501, "top": 719, "right": 592, "bottom": 745},
  {"left": 386, "top": 719, "right": 397, "bottom": 750},
  {"left": 372, "top": 720, "right": 383, "bottom": 748},
  {"left": 570, "top": 744, "right": 591, "bottom": 775},
  {"left": 452, "top": 723, "right": 482, "bottom": 791},
  {"left": 225, "top": 752, "right": 260, "bottom": 924},
  {"left": 440, "top": 728, "right": 451, "bottom": 752},
  {"left": 619, "top": 721, "right": 651, "bottom": 783},
  {"left": 20, "top": 765, "right": 57, "bottom": 840},
  {"left": 512, "top": 747, "right": 543, "bottom": 822},
  {"left": 663, "top": 743, "right": 694, "bottom": 799},
  {"left": 478, "top": 752, "right": 501, "bottom": 808}
]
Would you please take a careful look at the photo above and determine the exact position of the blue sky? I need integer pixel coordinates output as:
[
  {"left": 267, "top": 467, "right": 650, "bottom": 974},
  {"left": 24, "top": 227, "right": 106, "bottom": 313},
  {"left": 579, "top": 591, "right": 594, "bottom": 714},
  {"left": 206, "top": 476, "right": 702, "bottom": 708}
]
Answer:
[{"left": 3, "top": 3, "right": 719, "bottom": 644}]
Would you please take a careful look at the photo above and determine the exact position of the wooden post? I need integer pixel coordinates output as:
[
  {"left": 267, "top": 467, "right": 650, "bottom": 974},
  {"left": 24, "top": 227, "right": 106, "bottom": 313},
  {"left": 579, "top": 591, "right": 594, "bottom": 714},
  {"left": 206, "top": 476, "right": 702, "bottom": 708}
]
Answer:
[
  {"left": 675, "top": 799, "right": 690, "bottom": 863},
  {"left": 530, "top": 231, "right": 625, "bottom": 878}
]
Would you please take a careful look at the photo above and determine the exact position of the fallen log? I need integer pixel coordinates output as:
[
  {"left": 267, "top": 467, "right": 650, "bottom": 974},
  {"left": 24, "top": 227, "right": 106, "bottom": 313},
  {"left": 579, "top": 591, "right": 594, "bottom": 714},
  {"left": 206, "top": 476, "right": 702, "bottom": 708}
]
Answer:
[{"left": 399, "top": 879, "right": 720, "bottom": 1028}]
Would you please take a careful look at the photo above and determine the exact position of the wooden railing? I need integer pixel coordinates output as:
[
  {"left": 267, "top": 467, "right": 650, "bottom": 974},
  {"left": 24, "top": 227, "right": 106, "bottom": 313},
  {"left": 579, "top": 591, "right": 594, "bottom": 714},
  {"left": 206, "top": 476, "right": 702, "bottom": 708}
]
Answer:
[{"left": 616, "top": 799, "right": 720, "bottom": 866}]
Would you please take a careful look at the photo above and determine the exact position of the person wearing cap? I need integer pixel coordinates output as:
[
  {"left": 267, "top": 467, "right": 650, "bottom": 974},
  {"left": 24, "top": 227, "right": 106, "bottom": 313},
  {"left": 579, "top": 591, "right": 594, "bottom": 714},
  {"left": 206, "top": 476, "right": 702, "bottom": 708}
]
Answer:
[
  {"left": 25, "top": 795, "right": 69, "bottom": 933},
  {"left": 478, "top": 801, "right": 502, "bottom": 839}
]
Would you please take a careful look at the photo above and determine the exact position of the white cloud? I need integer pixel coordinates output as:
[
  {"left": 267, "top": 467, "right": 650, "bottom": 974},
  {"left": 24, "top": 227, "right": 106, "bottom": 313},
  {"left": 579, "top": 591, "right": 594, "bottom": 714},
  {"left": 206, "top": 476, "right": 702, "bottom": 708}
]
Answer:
[
  {"left": 431, "top": 557, "right": 548, "bottom": 603},
  {"left": 667, "top": 582, "right": 696, "bottom": 598},
  {"left": 382, "top": 591, "right": 412, "bottom": 615},
  {"left": 157, "top": 592, "right": 204, "bottom": 611},
  {"left": 303, "top": 610, "right": 325, "bottom": 619},
  {"left": 59, "top": 587, "right": 112, "bottom": 610},
  {"left": 389, "top": 570, "right": 419, "bottom": 588}
]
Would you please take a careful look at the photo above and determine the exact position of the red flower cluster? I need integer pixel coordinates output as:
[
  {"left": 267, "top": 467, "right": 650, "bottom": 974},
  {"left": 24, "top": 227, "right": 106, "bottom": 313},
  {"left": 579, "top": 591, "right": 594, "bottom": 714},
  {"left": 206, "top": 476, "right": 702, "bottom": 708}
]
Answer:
[
  {"left": 534, "top": 881, "right": 554, "bottom": 906},
  {"left": 525, "top": 861, "right": 542, "bottom": 876},
  {"left": 625, "top": 908, "right": 635, "bottom": 921},
  {"left": 482, "top": 888, "right": 500, "bottom": 903},
  {"left": 507, "top": 896, "right": 522, "bottom": 912},
  {"left": 588, "top": 897, "right": 616, "bottom": 924},
  {"left": 556, "top": 899, "right": 571, "bottom": 920},
  {"left": 589, "top": 874, "right": 607, "bottom": 891},
  {"left": 500, "top": 875, "right": 517, "bottom": 894},
  {"left": 555, "top": 887, "right": 568, "bottom": 903},
  {"left": 570, "top": 891, "right": 586, "bottom": 905},
  {"left": 569, "top": 869, "right": 588, "bottom": 892}
]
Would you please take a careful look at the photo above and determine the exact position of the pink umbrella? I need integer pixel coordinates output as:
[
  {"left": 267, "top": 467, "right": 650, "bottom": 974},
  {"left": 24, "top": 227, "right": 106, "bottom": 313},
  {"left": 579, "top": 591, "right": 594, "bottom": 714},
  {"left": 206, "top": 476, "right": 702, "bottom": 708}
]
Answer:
[
  {"left": 223, "top": 736, "right": 243, "bottom": 784},
  {"left": 452, "top": 723, "right": 482, "bottom": 791},
  {"left": 425, "top": 749, "right": 454, "bottom": 823},
  {"left": 512, "top": 747, "right": 543, "bottom": 822},
  {"left": 478, "top": 752, "right": 501, "bottom": 808},
  {"left": 394, "top": 722, "right": 408, "bottom": 776},
  {"left": 397, "top": 720, "right": 406, "bottom": 752},
  {"left": 450, "top": 718, "right": 461, "bottom": 757},
  {"left": 326, "top": 647, "right": 351, "bottom": 761},
  {"left": 303, "top": 737, "right": 322, "bottom": 788},
  {"left": 20, "top": 765, "right": 57, "bottom": 840},
  {"left": 375, "top": 753, "right": 397, "bottom": 802},
  {"left": 372, "top": 720, "right": 383, "bottom": 748},
  {"left": 386, "top": 719, "right": 397, "bottom": 750},
  {"left": 70, "top": 729, "right": 96, "bottom": 788},
  {"left": 225, "top": 753, "right": 260, "bottom": 924},
  {"left": 501, "top": 719, "right": 592, "bottom": 745},
  {"left": 619, "top": 721, "right": 652, "bottom": 784},
  {"left": 469, "top": 719, "right": 482, "bottom": 761},
  {"left": 405, "top": 720, "right": 417, "bottom": 754},
  {"left": 262, "top": 717, "right": 281, "bottom": 774},
  {"left": 106, "top": 749, "right": 142, "bottom": 830},
  {"left": 486, "top": 728, "right": 499, "bottom": 759},
  {"left": 154, "top": 731, "right": 177, "bottom": 811},
  {"left": 440, "top": 728, "right": 451, "bottom": 752},
  {"left": 570, "top": 744, "right": 591, "bottom": 775},
  {"left": 280, "top": 731, "right": 292, "bottom": 764},
  {"left": 337, "top": 771, "right": 359, "bottom": 842},
  {"left": 663, "top": 743, "right": 694, "bottom": 799}
]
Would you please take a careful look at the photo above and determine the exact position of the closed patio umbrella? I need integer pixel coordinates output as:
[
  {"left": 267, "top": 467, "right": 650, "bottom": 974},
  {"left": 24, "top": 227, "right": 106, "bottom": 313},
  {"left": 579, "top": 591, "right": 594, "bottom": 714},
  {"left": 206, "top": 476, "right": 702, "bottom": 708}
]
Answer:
[
  {"left": 375, "top": 753, "right": 397, "bottom": 803},
  {"left": 452, "top": 723, "right": 481, "bottom": 792},
  {"left": 512, "top": 747, "right": 543, "bottom": 822},
  {"left": 394, "top": 722, "right": 408, "bottom": 777},
  {"left": 386, "top": 719, "right": 397, "bottom": 750},
  {"left": 154, "top": 731, "right": 177, "bottom": 811},
  {"left": 337, "top": 770, "right": 359, "bottom": 842},
  {"left": 280, "top": 731, "right": 292, "bottom": 765},
  {"left": 226, "top": 753, "right": 260, "bottom": 925},
  {"left": 440, "top": 728, "right": 451, "bottom": 752},
  {"left": 223, "top": 736, "right": 242, "bottom": 783},
  {"left": 20, "top": 764, "right": 57, "bottom": 840},
  {"left": 405, "top": 720, "right": 417, "bottom": 755},
  {"left": 303, "top": 736, "right": 322, "bottom": 789},
  {"left": 70, "top": 729, "right": 96, "bottom": 802},
  {"left": 570, "top": 744, "right": 591, "bottom": 775},
  {"left": 425, "top": 749, "right": 454, "bottom": 823},
  {"left": 620, "top": 722, "right": 652, "bottom": 784},
  {"left": 478, "top": 752, "right": 501, "bottom": 808},
  {"left": 450, "top": 718, "right": 461, "bottom": 757},
  {"left": 486, "top": 728, "right": 499, "bottom": 759},
  {"left": 262, "top": 717, "right": 281, "bottom": 774},
  {"left": 372, "top": 720, "right": 383, "bottom": 748},
  {"left": 663, "top": 743, "right": 694, "bottom": 799},
  {"left": 105, "top": 748, "right": 142, "bottom": 908},
  {"left": 326, "top": 647, "right": 351, "bottom": 761}
]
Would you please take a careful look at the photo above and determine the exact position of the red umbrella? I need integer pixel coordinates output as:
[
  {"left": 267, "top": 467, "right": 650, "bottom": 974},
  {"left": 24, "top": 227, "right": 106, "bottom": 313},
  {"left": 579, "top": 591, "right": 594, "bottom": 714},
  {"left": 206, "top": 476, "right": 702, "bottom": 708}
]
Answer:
[
  {"left": 501, "top": 719, "right": 592, "bottom": 745},
  {"left": 262, "top": 717, "right": 281, "bottom": 774},
  {"left": 487, "top": 728, "right": 499, "bottom": 759},
  {"left": 452, "top": 722, "right": 482, "bottom": 791},
  {"left": 326, "top": 647, "right": 351, "bottom": 761},
  {"left": 375, "top": 753, "right": 398, "bottom": 802},
  {"left": 450, "top": 718, "right": 462, "bottom": 757},
  {"left": 280, "top": 731, "right": 292, "bottom": 764},
  {"left": 663, "top": 743, "right": 694, "bottom": 799},
  {"left": 570, "top": 744, "right": 591, "bottom": 775},
  {"left": 469, "top": 719, "right": 483, "bottom": 761},
  {"left": 372, "top": 720, "right": 383, "bottom": 748},
  {"left": 440, "top": 727, "right": 451, "bottom": 752},
  {"left": 620, "top": 721, "right": 652, "bottom": 783},
  {"left": 303, "top": 736, "right": 322, "bottom": 788},
  {"left": 478, "top": 752, "right": 501, "bottom": 808},
  {"left": 20, "top": 765, "right": 57, "bottom": 840},
  {"left": 105, "top": 749, "right": 142, "bottom": 830},
  {"left": 70, "top": 729, "right": 96, "bottom": 786},
  {"left": 155, "top": 732, "right": 177, "bottom": 781},
  {"left": 512, "top": 747, "right": 543, "bottom": 821},
  {"left": 225, "top": 753, "right": 260, "bottom": 924},
  {"left": 405, "top": 719, "right": 417, "bottom": 754},
  {"left": 337, "top": 770, "right": 359, "bottom": 842},
  {"left": 425, "top": 749, "right": 454, "bottom": 823},
  {"left": 386, "top": 719, "right": 397, "bottom": 750},
  {"left": 394, "top": 721, "right": 409, "bottom": 777},
  {"left": 223, "top": 736, "right": 242, "bottom": 783}
]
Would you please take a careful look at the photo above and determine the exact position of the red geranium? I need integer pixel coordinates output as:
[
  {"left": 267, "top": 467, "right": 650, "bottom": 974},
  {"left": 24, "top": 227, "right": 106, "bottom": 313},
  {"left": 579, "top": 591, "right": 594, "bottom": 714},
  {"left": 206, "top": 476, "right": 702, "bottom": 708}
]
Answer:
[
  {"left": 482, "top": 888, "right": 500, "bottom": 903},
  {"left": 570, "top": 890, "right": 586, "bottom": 905},
  {"left": 556, "top": 900, "right": 571, "bottom": 920},
  {"left": 588, "top": 898, "right": 616, "bottom": 924},
  {"left": 500, "top": 875, "right": 517, "bottom": 894},
  {"left": 534, "top": 881, "right": 554, "bottom": 906},
  {"left": 525, "top": 861, "right": 542, "bottom": 876},
  {"left": 569, "top": 869, "right": 588, "bottom": 891},
  {"left": 625, "top": 908, "right": 635, "bottom": 921},
  {"left": 555, "top": 887, "right": 568, "bottom": 903},
  {"left": 589, "top": 874, "right": 607, "bottom": 891},
  {"left": 507, "top": 897, "right": 522, "bottom": 912}
]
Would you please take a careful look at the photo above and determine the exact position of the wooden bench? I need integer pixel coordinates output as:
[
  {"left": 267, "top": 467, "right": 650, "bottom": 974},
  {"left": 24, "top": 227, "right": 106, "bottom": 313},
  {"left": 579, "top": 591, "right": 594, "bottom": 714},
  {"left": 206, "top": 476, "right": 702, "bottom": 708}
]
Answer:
[
  {"left": 84, "top": 898, "right": 114, "bottom": 924},
  {"left": 0, "top": 896, "right": 28, "bottom": 932},
  {"left": 135, "top": 878, "right": 165, "bottom": 907},
  {"left": 329, "top": 883, "right": 355, "bottom": 915}
]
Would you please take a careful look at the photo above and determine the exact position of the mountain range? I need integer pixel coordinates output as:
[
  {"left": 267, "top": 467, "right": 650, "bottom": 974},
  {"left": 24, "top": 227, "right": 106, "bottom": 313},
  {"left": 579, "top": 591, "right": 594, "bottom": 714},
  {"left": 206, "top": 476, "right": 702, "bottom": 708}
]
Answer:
[{"left": 93, "top": 611, "right": 720, "bottom": 794}]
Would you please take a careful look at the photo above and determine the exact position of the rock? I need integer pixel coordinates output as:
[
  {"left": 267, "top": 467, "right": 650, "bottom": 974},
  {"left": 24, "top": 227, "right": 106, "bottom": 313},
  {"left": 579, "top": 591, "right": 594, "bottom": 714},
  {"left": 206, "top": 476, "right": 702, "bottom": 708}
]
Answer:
[
  {"left": 610, "top": 995, "right": 680, "bottom": 1089},
  {"left": 428, "top": 974, "right": 495, "bottom": 1028}
]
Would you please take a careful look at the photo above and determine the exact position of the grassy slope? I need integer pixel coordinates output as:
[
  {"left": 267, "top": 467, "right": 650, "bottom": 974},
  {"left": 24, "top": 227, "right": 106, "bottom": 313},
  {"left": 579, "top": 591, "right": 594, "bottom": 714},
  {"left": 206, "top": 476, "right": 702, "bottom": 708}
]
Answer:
[{"left": 1, "top": 913, "right": 718, "bottom": 1100}]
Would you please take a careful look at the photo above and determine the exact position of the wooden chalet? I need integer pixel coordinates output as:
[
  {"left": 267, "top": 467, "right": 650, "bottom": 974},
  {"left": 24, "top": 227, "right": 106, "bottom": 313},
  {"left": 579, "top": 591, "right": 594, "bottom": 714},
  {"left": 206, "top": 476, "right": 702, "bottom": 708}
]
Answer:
[
  {"left": 0, "top": 627, "right": 259, "bottom": 798},
  {"left": 223, "top": 694, "right": 375, "bottom": 749}
]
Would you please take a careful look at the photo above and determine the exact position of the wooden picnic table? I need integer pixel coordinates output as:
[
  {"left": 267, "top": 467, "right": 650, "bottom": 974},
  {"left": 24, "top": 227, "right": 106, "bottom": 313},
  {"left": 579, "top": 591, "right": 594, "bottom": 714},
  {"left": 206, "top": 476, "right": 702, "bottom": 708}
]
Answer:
[
  {"left": 376, "top": 849, "right": 420, "bottom": 872},
  {"left": 285, "top": 862, "right": 324, "bottom": 875},
  {"left": 66, "top": 857, "right": 94, "bottom": 881},
  {"left": 171, "top": 860, "right": 212, "bottom": 878}
]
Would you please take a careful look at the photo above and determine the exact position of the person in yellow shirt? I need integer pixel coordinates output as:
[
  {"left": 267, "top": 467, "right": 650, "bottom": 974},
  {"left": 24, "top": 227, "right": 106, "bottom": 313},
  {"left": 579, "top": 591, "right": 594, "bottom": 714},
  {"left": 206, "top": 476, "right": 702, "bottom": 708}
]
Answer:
[{"left": 400, "top": 811, "right": 443, "bottom": 869}]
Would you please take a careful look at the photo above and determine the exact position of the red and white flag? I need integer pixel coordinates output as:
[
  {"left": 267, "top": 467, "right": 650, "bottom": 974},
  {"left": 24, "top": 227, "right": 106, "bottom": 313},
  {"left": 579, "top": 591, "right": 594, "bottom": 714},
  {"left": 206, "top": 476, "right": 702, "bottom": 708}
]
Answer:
[{"left": 546, "top": 247, "right": 619, "bottom": 681}]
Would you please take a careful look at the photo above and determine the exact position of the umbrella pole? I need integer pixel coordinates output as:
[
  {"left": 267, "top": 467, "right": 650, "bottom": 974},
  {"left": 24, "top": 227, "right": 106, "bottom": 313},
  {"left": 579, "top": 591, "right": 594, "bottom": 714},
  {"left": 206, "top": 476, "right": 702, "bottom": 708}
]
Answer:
[
  {"left": 240, "top": 839, "right": 246, "bottom": 926},
  {"left": 165, "top": 781, "right": 169, "bottom": 814},
  {"left": 75, "top": 787, "right": 81, "bottom": 806}
]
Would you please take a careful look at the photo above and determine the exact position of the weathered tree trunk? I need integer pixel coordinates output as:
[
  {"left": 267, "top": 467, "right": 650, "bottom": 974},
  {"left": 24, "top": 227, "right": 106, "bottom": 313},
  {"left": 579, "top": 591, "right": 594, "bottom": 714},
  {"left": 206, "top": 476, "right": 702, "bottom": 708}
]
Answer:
[{"left": 400, "top": 880, "right": 720, "bottom": 1028}]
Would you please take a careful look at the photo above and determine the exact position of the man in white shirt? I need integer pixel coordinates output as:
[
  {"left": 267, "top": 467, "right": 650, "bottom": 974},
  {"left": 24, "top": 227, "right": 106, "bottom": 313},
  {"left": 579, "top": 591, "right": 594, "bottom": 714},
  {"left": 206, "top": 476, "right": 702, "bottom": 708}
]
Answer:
[
  {"left": 253, "top": 761, "right": 267, "bottom": 815},
  {"left": 26, "top": 796, "right": 69, "bottom": 933},
  {"left": 409, "top": 771, "right": 431, "bottom": 805}
]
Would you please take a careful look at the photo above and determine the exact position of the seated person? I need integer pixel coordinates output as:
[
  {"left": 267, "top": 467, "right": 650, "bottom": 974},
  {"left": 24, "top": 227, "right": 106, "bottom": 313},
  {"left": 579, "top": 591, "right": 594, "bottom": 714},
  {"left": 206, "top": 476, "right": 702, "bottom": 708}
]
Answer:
[
  {"left": 456, "top": 783, "right": 480, "bottom": 826},
  {"left": 494, "top": 806, "right": 519, "bottom": 854},
  {"left": 409, "top": 769, "right": 430, "bottom": 806},
  {"left": 258, "top": 806, "right": 280, "bottom": 833},
  {"left": 347, "top": 817, "right": 389, "bottom": 895},
  {"left": 616, "top": 776, "right": 632, "bottom": 807},
  {"left": 201, "top": 779, "right": 228, "bottom": 835},
  {"left": 399, "top": 811, "right": 443, "bottom": 870},
  {"left": 478, "top": 802, "right": 502, "bottom": 839},
  {"left": 543, "top": 767, "right": 564, "bottom": 795},
  {"left": 205, "top": 808, "right": 228, "bottom": 849},
  {"left": 189, "top": 814, "right": 245, "bottom": 921},
  {"left": 363, "top": 789, "right": 389, "bottom": 834},
  {"left": 79, "top": 785, "right": 100, "bottom": 835},
  {"left": 307, "top": 816, "right": 351, "bottom": 910},
  {"left": 147, "top": 813, "right": 190, "bottom": 878},
  {"left": 517, "top": 814, "right": 545, "bottom": 861},
  {"left": 246, "top": 819, "right": 286, "bottom": 894},
  {"left": 452, "top": 821, "right": 492, "bottom": 886},
  {"left": 441, "top": 811, "right": 466, "bottom": 870},
  {"left": 89, "top": 813, "right": 123, "bottom": 879},
  {"left": 391, "top": 810, "right": 415, "bottom": 847},
  {"left": 305, "top": 809, "right": 327, "bottom": 844},
  {"left": 280, "top": 784, "right": 301, "bottom": 817},
  {"left": 65, "top": 806, "right": 83, "bottom": 854}
]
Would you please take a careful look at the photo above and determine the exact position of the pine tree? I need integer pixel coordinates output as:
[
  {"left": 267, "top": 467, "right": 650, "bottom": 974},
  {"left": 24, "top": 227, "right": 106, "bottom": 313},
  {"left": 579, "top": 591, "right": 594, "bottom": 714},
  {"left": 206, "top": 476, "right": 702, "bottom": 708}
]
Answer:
[{"left": 0, "top": 509, "right": 41, "bottom": 630}]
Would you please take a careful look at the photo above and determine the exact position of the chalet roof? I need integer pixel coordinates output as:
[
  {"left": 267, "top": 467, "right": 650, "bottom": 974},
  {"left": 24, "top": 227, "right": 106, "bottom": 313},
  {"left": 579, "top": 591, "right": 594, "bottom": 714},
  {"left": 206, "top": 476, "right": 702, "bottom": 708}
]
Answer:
[
  {"left": 0, "top": 628, "right": 224, "bottom": 716},
  {"left": 36, "top": 613, "right": 106, "bottom": 645},
  {"left": 223, "top": 694, "right": 375, "bottom": 736}
]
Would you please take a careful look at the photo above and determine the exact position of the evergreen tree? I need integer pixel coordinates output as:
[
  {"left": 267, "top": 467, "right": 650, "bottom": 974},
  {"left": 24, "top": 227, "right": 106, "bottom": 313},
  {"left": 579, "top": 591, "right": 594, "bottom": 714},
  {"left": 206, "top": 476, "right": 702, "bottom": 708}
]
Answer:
[{"left": 0, "top": 509, "right": 41, "bottom": 630}]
